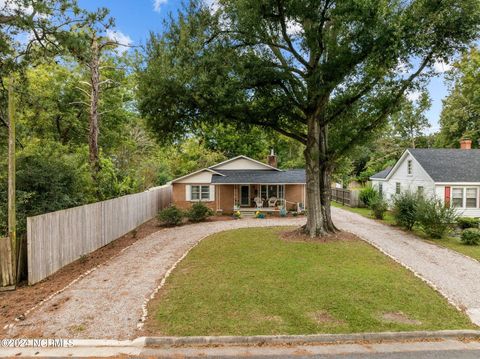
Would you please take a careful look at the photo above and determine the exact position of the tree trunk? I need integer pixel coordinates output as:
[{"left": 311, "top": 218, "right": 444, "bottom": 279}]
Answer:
[
  {"left": 303, "top": 114, "right": 328, "bottom": 237},
  {"left": 89, "top": 33, "right": 101, "bottom": 179},
  {"left": 319, "top": 125, "right": 338, "bottom": 233},
  {"left": 2, "top": 77, "right": 17, "bottom": 287}
]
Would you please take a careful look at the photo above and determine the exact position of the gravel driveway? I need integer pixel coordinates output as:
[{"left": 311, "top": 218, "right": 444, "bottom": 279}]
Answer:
[
  {"left": 7, "top": 207, "right": 480, "bottom": 339},
  {"left": 6, "top": 217, "right": 305, "bottom": 339},
  {"left": 332, "top": 206, "right": 480, "bottom": 326}
]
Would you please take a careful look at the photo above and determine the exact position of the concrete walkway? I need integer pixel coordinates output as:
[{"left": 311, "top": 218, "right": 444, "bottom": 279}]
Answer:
[
  {"left": 332, "top": 206, "right": 480, "bottom": 326},
  {"left": 6, "top": 217, "right": 305, "bottom": 340}
]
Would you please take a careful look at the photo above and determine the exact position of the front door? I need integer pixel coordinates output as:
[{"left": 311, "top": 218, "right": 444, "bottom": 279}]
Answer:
[{"left": 240, "top": 185, "right": 250, "bottom": 206}]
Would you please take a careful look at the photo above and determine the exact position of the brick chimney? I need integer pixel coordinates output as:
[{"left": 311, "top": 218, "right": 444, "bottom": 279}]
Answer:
[
  {"left": 460, "top": 138, "right": 472, "bottom": 150},
  {"left": 267, "top": 149, "right": 278, "bottom": 168}
]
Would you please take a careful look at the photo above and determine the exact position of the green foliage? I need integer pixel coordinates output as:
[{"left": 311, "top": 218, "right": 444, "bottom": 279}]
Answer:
[
  {"left": 392, "top": 192, "right": 419, "bottom": 230},
  {"left": 416, "top": 198, "right": 458, "bottom": 239},
  {"left": 461, "top": 228, "right": 480, "bottom": 246},
  {"left": 158, "top": 205, "right": 184, "bottom": 226},
  {"left": 457, "top": 217, "right": 480, "bottom": 229},
  {"left": 437, "top": 48, "right": 480, "bottom": 148},
  {"left": 370, "top": 197, "right": 388, "bottom": 220},
  {"left": 359, "top": 187, "right": 379, "bottom": 207},
  {"left": 0, "top": 141, "right": 92, "bottom": 236},
  {"left": 186, "top": 202, "right": 213, "bottom": 223}
]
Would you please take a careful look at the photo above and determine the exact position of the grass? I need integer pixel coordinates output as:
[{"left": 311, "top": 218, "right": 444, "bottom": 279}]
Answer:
[
  {"left": 331, "top": 201, "right": 396, "bottom": 225},
  {"left": 332, "top": 201, "right": 480, "bottom": 262},
  {"left": 148, "top": 227, "right": 474, "bottom": 336}
]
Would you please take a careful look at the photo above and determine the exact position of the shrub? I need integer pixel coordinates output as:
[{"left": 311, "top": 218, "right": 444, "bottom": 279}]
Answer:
[
  {"left": 279, "top": 208, "right": 288, "bottom": 217},
  {"left": 186, "top": 202, "right": 214, "bottom": 223},
  {"left": 233, "top": 211, "right": 242, "bottom": 219},
  {"left": 370, "top": 197, "right": 388, "bottom": 220},
  {"left": 461, "top": 228, "right": 480, "bottom": 245},
  {"left": 457, "top": 217, "right": 480, "bottom": 230},
  {"left": 255, "top": 211, "right": 266, "bottom": 219},
  {"left": 392, "top": 192, "right": 419, "bottom": 230},
  {"left": 416, "top": 198, "right": 458, "bottom": 239},
  {"left": 359, "top": 186, "right": 379, "bottom": 207},
  {"left": 158, "top": 205, "right": 184, "bottom": 226}
]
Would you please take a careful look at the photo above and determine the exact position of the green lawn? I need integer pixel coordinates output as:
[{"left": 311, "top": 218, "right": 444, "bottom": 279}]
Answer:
[
  {"left": 332, "top": 201, "right": 480, "bottom": 262},
  {"left": 148, "top": 227, "right": 474, "bottom": 336}
]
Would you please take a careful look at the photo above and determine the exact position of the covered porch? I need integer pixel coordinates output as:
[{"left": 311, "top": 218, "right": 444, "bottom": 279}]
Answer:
[{"left": 221, "top": 184, "right": 305, "bottom": 213}]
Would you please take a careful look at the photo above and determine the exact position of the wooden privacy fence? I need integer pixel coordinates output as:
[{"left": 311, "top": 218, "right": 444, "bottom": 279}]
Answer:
[
  {"left": 331, "top": 188, "right": 362, "bottom": 207},
  {"left": 27, "top": 184, "right": 172, "bottom": 284}
]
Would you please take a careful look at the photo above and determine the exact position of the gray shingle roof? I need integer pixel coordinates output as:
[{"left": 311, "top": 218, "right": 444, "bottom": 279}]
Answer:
[
  {"left": 211, "top": 169, "right": 305, "bottom": 184},
  {"left": 408, "top": 149, "right": 480, "bottom": 182},
  {"left": 371, "top": 167, "right": 392, "bottom": 179}
]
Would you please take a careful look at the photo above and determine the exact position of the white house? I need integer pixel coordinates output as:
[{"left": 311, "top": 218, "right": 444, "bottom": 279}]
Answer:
[{"left": 370, "top": 139, "right": 480, "bottom": 218}]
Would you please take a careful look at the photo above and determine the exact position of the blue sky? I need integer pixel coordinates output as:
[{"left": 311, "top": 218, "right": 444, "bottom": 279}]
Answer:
[{"left": 79, "top": 0, "right": 451, "bottom": 133}]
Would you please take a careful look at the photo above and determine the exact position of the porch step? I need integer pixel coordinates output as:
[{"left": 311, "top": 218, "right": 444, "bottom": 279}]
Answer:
[{"left": 240, "top": 211, "right": 257, "bottom": 218}]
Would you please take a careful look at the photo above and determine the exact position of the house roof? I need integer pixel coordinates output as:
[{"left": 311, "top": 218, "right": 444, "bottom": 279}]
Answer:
[
  {"left": 211, "top": 169, "right": 306, "bottom": 184},
  {"left": 370, "top": 167, "right": 392, "bottom": 180},
  {"left": 408, "top": 148, "right": 480, "bottom": 182},
  {"left": 210, "top": 155, "right": 281, "bottom": 171}
]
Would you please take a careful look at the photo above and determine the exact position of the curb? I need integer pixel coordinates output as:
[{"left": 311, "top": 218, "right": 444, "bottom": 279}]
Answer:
[{"left": 143, "top": 330, "right": 480, "bottom": 347}]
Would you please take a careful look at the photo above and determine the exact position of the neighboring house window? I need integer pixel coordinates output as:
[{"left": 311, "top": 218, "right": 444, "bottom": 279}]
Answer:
[
  {"left": 466, "top": 188, "right": 478, "bottom": 208},
  {"left": 191, "top": 185, "right": 210, "bottom": 201},
  {"left": 378, "top": 184, "right": 383, "bottom": 197},
  {"left": 407, "top": 160, "right": 413, "bottom": 175},
  {"left": 396, "top": 182, "right": 401, "bottom": 194},
  {"left": 452, "top": 188, "right": 464, "bottom": 208},
  {"left": 417, "top": 186, "right": 424, "bottom": 195}
]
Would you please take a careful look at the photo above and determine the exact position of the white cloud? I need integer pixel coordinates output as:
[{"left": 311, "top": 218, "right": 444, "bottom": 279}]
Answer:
[
  {"left": 153, "top": 0, "right": 168, "bottom": 12},
  {"left": 433, "top": 59, "right": 452, "bottom": 73},
  {"left": 286, "top": 20, "right": 302, "bottom": 37},
  {"left": 106, "top": 29, "right": 133, "bottom": 54},
  {"left": 204, "top": 0, "right": 220, "bottom": 13},
  {"left": 406, "top": 90, "right": 421, "bottom": 102},
  {"left": 0, "top": 0, "right": 33, "bottom": 15}
]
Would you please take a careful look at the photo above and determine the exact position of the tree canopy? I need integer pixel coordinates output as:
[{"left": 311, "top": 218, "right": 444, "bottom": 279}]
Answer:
[{"left": 139, "top": 0, "right": 480, "bottom": 236}]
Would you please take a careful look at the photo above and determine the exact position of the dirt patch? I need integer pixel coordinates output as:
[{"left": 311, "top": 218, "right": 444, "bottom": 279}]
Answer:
[
  {"left": 380, "top": 312, "right": 422, "bottom": 325},
  {"left": 0, "top": 218, "right": 163, "bottom": 332},
  {"left": 280, "top": 229, "right": 359, "bottom": 243},
  {"left": 309, "top": 311, "right": 346, "bottom": 325}
]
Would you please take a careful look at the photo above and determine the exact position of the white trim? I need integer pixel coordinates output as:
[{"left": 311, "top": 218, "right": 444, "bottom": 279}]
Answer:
[
  {"left": 213, "top": 182, "right": 305, "bottom": 185},
  {"left": 171, "top": 168, "right": 225, "bottom": 183},
  {"left": 209, "top": 155, "right": 282, "bottom": 171},
  {"left": 377, "top": 150, "right": 435, "bottom": 183},
  {"left": 436, "top": 182, "right": 480, "bottom": 186}
]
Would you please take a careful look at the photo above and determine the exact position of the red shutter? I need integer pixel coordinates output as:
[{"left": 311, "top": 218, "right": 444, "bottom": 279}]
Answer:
[{"left": 444, "top": 186, "right": 451, "bottom": 208}]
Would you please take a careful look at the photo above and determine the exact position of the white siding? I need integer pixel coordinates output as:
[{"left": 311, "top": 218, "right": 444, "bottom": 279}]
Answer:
[
  {"left": 213, "top": 157, "right": 272, "bottom": 170},
  {"left": 372, "top": 152, "right": 435, "bottom": 204},
  {"left": 176, "top": 170, "right": 213, "bottom": 183},
  {"left": 436, "top": 185, "right": 480, "bottom": 218}
]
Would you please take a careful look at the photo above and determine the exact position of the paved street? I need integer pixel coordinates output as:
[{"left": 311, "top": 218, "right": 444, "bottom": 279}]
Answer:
[{"left": 2, "top": 338, "right": 480, "bottom": 358}]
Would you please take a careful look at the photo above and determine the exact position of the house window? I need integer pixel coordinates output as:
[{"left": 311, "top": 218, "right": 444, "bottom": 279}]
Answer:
[
  {"left": 466, "top": 188, "right": 478, "bottom": 208},
  {"left": 396, "top": 182, "right": 401, "bottom": 194},
  {"left": 191, "top": 185, "right": 210, "bottom": 201},
  {"left": 407, "top": 160, "right": 413, "bottom": 175},
  {"left": 417, "top": 186, "right": 424, "bottom": 195},
  {"left": 452, "top": 188, "right": 464, "bottom": 208},
  {"left": 378, "top": 184, "right": 383, "bottom": 197}
]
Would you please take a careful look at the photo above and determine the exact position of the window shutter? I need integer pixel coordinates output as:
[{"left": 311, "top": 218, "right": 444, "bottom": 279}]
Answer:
[
  {"left": 444, "top": 186, "right": 451, "bottom": 208},
  {"left": 209, "top": 185, "right": 215, "bottom": 201},
  {"left": 186, "top": 185, "right": 191, "bottom": 201}
]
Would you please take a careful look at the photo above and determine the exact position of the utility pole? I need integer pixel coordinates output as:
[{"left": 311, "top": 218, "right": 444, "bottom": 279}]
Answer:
[{"left": 7, "top": 77, "right": 16, "bottom": 287}]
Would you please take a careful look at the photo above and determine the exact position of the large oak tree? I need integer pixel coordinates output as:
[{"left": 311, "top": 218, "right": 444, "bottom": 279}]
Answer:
[{"left": 138, "top": 0, "right": 480, "bottom": 237}]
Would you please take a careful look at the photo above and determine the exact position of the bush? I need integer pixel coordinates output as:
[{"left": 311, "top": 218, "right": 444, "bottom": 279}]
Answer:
[
  {"left": 359, "top": 186, "right": 379, "bottom": 207},
  {"left": 370, "top": 197, "right": 388, "bottom": 220},
  {"left": 392, "top": 192, "right": 419, "bottom": 230},
  {"left": 416, "top": 198, "right": 458, "bottom": 239},
  {"left": 461, "top": 228, "right": 480, "bottom": 245},
  {"left": 158, "top": 205, "right": 184, "bottom": 226},
  {"left": 186, "top": 202, "right": 213, "bottom": 223},
  {"left": 457, "top": 217, "right": 480, "bottom": 229},
  {"left": 279, "top": 208, "right": 288, "bottom": 217}
]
